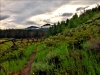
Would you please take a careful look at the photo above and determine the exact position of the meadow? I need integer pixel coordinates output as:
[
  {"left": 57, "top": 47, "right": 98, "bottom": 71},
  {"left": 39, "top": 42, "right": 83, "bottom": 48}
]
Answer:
[{"left": 0, "top": 38, "right": 38, "bottom": 75}]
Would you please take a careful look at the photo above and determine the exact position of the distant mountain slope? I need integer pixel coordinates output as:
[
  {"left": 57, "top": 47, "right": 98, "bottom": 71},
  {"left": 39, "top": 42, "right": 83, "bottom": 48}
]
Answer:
[
  {"left": 25, "top": 26, "right": 39, "bottom": 30},
  {"left": 25, "top": 24, "right": 52, "bottom": 31}
]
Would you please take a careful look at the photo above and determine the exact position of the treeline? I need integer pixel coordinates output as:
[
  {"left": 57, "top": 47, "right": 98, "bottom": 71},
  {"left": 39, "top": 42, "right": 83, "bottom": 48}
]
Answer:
[
  {"left": 0, "top": 29, "right": 46, "bottom": 38},
  {"left": 48, "top": 4, "right": 100, "bottom": 36}
]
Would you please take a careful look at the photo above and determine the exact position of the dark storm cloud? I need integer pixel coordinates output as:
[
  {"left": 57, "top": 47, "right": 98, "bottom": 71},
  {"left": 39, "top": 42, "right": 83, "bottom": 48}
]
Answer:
[
  {"left": 62, "top": 13, "right": 73, "bottom": 17},
  {"left": 76, "top": 6, "right": 89, "bottom": 11},
  {"left": 0, "top": 15, "right": 9, "bottom": 20},
  {"left": 76, "top": 7, "right": 83, "bottom": 11}
]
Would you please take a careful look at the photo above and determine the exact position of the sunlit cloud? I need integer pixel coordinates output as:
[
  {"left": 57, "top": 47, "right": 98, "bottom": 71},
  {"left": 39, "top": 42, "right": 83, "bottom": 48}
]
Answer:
[{"left": 0, "top": 0, "right": 100, "bottom": 29}]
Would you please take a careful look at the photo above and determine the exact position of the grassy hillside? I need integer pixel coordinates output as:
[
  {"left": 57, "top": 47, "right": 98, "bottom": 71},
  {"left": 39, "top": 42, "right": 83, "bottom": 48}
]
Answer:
[{"left": 31, "top": 12, "right": 100, "bottom": 75}]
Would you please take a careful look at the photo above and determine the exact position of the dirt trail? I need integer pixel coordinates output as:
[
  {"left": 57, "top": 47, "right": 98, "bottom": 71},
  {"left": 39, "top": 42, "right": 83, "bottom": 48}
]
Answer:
[
  {"left": 12, "top": 49, "right": 37, "bottom": 75},
  {"left": 21, "top": 49, "right": 37, "bottom": 75}
]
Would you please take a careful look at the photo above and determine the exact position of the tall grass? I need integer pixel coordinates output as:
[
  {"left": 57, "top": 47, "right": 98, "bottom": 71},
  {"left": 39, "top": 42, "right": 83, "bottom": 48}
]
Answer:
[
  {"left": 31, "top": 42, "right": 100, "bottom": 75},
  {"left": 0, "top": 44, "right": 36, "bottom": 75},
  {"left": 0, "top": 41, "right": 12, "bottom": 52}
]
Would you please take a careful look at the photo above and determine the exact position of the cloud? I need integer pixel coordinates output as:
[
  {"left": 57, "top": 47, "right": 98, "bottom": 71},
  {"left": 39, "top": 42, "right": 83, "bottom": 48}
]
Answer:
[
  {"left": 0, "top": 21, "right": 27, "bottom": 29},
  {"left": 76, "top": 6, "right": 89, "bottom": 11},
  {"left": 0, "top": 0, "right": 100, "bottom": 29},
  {"left": 24, "top": 21, "right": 37, "bottom": 25},
  {"left": 62, "top": 13, "right": 73, "bottom": 16},
  {"left": 1, "top": 0, "right": 71, "bottom": 24},
  {"left": 71, "top": 0, "right": 100, "bottom": 5},
  {"left": 0, "top": 15, "right": 9, "bottom": 20},
  {"left": 0, "top": 21, "right": 16, "bottom": 29},
  {"left": 76, "top": 7, "right": 83, "bottom": 11}
]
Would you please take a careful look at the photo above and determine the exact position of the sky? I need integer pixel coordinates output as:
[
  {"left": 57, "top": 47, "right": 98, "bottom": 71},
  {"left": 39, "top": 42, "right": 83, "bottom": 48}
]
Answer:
[{"left": 0, "top": 0, "right": 100, "bottom": 29}]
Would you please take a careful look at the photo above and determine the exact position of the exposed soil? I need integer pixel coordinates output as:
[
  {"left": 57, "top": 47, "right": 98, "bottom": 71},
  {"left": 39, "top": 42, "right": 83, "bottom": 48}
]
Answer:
[
  {"left": 12, "top": 49, "right": 37, "bottom": 75},
  {"left": 0, "top": 40, "right": 6, "bottom": 43}
]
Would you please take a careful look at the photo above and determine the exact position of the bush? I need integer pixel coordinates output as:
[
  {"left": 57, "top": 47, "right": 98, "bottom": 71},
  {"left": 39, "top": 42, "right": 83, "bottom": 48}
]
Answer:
[
  {"left": 82, "top": 38, "right": 100, "bottom": 52},
  {"left": 88, "top": 38, "right": 100, "bottom": 52},
  {"left": 44, "top": 38, "right": 61, "bottom": 47},
  {"left": 31, "top": 62, "right": 54, "bottom": 75}
]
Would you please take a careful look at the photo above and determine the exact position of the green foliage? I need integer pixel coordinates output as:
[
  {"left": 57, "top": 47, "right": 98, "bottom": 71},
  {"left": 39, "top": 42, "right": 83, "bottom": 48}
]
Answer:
[
  {"left": 0, "top": 43, "right": 36, "bottom": 74},
  {"left": 32, "top": 6, "right": 100, "bottom": 75},
  {"left": 31, "top": 62, "right": 54, "bottom": 74},
  {"left": 47, "top": 5, "right": 100, "bottom": 36},
  {"left": 44, "top": 38, "right": 56, "bottom": 47},
  {"left": 1, "top": 5, "right": 100, "bottom": 75},
  {"left": 82, "top": 38, "right": 100, "bottom": 52},
  {"left": 0, "top": 41, "right": 12, "bottom": 52}
]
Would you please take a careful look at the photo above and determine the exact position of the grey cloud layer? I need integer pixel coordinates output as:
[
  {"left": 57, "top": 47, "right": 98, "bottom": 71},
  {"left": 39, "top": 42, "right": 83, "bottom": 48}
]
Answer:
[
  {"left": 0, "top": 15, "right": 9, "bottom": 20},
  {"left": 24, "top": 21, "right": 38, "bottom": 25},
  {"left": 1, "top": 0, "right": 71, "bottom": 23},
  {"left": 62, "top": 13, "right": 73, "bottom": 16},
  {"left": 76, "top": 6, "right": 89, "bottom": 11},
  {"left": 0, "top": 0, "right": 100, "bottom": 29},
  {"left": 71, "top": 0, "right": 100, "bottom": 5}
]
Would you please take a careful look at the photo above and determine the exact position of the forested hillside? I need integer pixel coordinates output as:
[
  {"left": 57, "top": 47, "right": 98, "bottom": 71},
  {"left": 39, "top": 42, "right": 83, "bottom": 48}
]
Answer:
[
  {"left": 48, "top": 5, "right": 100, "bottom": 36},
  {"left": 30, "top": 5, "right": 100, "bottom": 75}
]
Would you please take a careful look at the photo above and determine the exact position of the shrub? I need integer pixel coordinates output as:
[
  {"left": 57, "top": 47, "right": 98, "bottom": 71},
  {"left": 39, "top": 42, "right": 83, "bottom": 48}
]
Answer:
[
  {"left": 89, "top": 38, "right": 100, "bottom": 52},
  {"left": 82, "top": 38, "right": 100, "bottom": 52},
  {"left": 45, "top": 51, "right": 61, "bottom": 65},
  {"left": 44, "top": 38, "right": 55, "bottom": 47},
  {"left": 44, "top": 38, "right": 61, "bottom": 47},
  {"left": 31, "top": 62, "right": 54, "bottom": 75}
]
